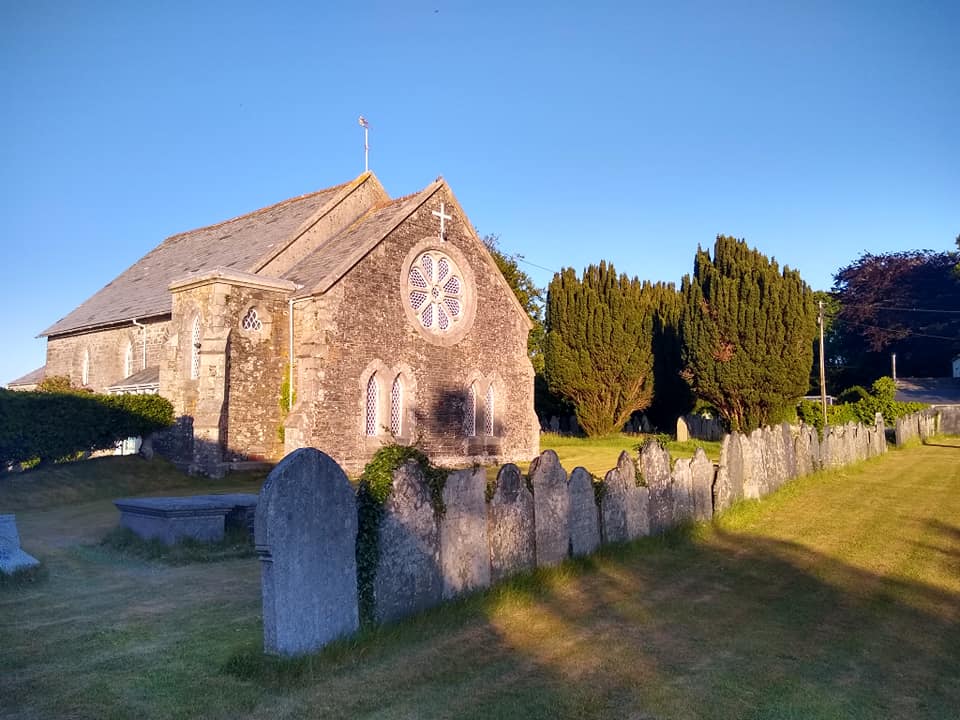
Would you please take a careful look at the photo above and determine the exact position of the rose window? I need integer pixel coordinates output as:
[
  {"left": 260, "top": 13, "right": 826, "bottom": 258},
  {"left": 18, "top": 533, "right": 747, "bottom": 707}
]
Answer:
[{"left": 408, "top": 252, "right": 464, "bottom": 332}]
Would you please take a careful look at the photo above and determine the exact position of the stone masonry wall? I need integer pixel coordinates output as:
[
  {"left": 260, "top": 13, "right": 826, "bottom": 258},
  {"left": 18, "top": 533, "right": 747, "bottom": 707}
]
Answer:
[
  {"left": 287, "top": 184, "right": 539, "bottom": 474},
  {"left": 45, "top": 318, "right": 169, "bottom": 392},
  {"left": 259, "top": 417, "right": 887, "bottom": 656}
]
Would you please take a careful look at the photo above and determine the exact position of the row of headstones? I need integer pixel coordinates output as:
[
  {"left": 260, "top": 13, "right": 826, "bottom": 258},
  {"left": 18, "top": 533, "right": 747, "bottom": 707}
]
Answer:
[
  {"left": 255, "top": 443, "right": 714, "bottom": 657},
  {"left": 713, "top": 415, "right": 887, "bottom": 512},
  {"left": 543, "top": 414, "right": 580, "bottom": 435},
  {"left": 676, "top": 414, "right": 725, "bottom": 442},
  {"left": 936, "top": 406, "right": 960, "bottom": 436},
  {"left": 894, "top": 410, "right": 939, "bottom": 447}
]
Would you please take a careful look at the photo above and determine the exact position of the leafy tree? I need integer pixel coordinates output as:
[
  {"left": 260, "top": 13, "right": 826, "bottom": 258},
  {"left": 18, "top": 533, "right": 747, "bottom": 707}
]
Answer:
[
  {"left": 482, "top": 234, "right": 545, "bottom": 375},
  {"left": 829, "top": 249, "right": 960, "bottom": 385},
  {"left": 680, "top": 236, "right": 817, "bottom": 431},
  {"left": 544, "top": 262, "right": 656, "bottom": 436}
]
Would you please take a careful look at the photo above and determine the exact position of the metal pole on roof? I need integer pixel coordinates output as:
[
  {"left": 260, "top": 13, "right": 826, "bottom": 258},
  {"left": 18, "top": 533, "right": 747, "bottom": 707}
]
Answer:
[{"left": 358, "top": 116, "right": 370, "bottom": 172}]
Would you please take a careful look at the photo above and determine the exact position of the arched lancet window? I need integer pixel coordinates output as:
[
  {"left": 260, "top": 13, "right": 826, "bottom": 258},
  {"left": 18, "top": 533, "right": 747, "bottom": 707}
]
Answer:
[
  {"left": 81, "top": 349, "right": 90, "bottom": 386},
  {"left": 485, "top": 384, "right": 495, "bottom": 436},
  {"left": 466, "top": 381, "right": 478, "bottom": 437},
  {"left": 365, "top": 374, "right": 379, "bottom": 437},
  {"left": 123, "top": 341, "right": 133, "bottom": 378},
  {"left": 190, "top": 316, "right": 201, "bottom": 380},
  {"left": 390, "top": 375, "right": 403, "bottom": 437}
]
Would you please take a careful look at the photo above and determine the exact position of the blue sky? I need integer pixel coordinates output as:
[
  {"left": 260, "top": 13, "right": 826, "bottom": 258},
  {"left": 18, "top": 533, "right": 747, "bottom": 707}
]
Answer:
[{"left": 1, "top": 1, "right": 957, "bottom": 384}]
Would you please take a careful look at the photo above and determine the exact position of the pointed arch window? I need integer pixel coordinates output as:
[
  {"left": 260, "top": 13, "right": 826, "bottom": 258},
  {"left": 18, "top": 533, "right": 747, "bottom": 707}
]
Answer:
[
  {"left": 365, "top": 374, "right": 379, "bottom": 437},
  {"left": 190, "top": 316, "right": 201, "bottom": 380},
  {"left": 466, "top": 381, "right": 478, "bottom": 437},
  {"left": 485, "top": 384, "right": 495, "bottom": 436},
  {"left": 81, "top": 349, "right": 90, "bottom": 386},
  {"left": 390, "top": 375, "right": 403, "bottom": 437}
]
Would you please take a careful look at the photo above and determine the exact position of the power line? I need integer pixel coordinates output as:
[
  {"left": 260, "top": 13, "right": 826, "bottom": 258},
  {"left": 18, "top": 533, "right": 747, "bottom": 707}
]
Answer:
[{"left": 839, "top": 319, "right": 959, "bottom": 342}]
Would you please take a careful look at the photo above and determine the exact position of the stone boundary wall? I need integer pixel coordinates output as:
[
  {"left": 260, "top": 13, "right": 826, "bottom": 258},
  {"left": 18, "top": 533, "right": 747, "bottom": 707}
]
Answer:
[
  {"left": 894, "top": 410, "right": 939, "bottom": 447},
  {"left": 258, "top": 417, "right": 888, "bottom": 656}
]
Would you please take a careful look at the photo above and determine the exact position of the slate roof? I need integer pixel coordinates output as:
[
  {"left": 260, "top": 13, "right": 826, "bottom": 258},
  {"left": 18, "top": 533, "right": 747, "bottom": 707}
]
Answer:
[
  {"left": 895, "top": 377, "right": 960, "bottom": 405},
  {"left": 106, "top": 365, "right": 161, "bottom": 390},
  {"left": 40, "top": 182, "right": 351, "bottom": 337},
  {"left": 285, "top": 182, "right": 440, "bottom": 296},
  {"left": 6, "top": 366, "right": 45, "bottom": 388}
]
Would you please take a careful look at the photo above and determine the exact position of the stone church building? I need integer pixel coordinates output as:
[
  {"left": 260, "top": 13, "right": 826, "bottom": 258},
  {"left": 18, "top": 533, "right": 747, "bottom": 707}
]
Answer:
[{"left": 37, "top": 172, "right": 539, "bottom": 475}]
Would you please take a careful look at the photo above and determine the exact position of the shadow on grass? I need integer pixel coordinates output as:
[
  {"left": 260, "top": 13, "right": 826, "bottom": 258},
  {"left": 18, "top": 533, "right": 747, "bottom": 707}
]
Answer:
[{"left": 216, "top": 519, "right": 960, "bottom": 719}]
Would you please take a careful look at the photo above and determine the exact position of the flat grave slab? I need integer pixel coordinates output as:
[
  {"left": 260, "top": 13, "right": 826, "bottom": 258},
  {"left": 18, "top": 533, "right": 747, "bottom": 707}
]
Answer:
[{"left": 114, "top": 494, "right": 257, "bottom": 545}]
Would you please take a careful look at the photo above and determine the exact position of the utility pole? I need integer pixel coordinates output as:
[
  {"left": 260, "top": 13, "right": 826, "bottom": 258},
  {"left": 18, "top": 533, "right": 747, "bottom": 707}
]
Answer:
[
  {"left": 819, "top": 300, "right": 827, "bottom": 427},
  {"left": 891, "top": 353, "right": 897, "bottom": 382}
]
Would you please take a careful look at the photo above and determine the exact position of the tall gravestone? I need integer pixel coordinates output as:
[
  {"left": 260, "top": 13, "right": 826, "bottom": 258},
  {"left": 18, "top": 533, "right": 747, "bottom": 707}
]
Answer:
[
  {"left": 689, "top": 448, "right": 715, "bottom": 521},
  {"left": 601, "top": 451, "right": 649, "bottom": 543},
  {"left": 781, "top": 423, "right": 797, "bottom": 481},
  {"left": 676, "top": 417, "right": 690, "bottom": 442},
  {"left": 713, "top": 433, "right": 743, "bottom": 513},
  {"left": 568, "top": 467, "right": 601, "bottom": 556},
  {"left": 531, "top": 450, "right": 570, "bottom": 567},
  {"left": 255, "top": 448, "right": 358, "bottom": 657},
  {"left": 670, "top": 458, "right": 695, "bottom": 524},
  {"left": 640, "top": 441, "right": 673, "bottom": 534},
  {"left": 487, "top": 464, "right": 536, "bottom": 583},
  {"left": 440, "top": 468, "right": 491, "bottom": 599},
  {"left": 794, "top": 425, "right": 813, "bottom": 477},
  {"left": 742, "top": 429, "right": 764, "bottom": 499},
  {"left": 0, "top": 514, "right": 40, "bottom": 575},
  {"left": 374, "top": 461, "right": 443, "bottom": 624}
]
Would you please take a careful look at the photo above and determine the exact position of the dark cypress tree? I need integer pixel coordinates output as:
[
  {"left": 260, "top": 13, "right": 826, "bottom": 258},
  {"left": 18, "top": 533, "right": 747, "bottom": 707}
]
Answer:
[
  {"left": 680, "top": 236, "right": 816, "bottom": 431},
  {"left": 646, "top": 282, "right": 695, "bottom": 430},
  {"left": 544, "top": 262, "right": 655, "bottom": 436}
]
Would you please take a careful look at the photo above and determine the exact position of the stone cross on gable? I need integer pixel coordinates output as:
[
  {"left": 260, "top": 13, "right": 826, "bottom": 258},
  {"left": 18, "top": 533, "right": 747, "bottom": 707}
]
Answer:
[{"left": 432, "top": 202, "right": 451, "bottom": 241}]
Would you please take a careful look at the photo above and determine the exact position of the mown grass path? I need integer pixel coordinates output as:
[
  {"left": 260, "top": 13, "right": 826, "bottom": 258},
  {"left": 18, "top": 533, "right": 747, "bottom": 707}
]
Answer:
[{"left": 1, "top": 440, "right": 958, "bottom": 719}]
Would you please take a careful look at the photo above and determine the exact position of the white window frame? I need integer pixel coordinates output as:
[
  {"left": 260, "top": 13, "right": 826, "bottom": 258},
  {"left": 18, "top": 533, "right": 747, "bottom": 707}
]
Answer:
[
  {"left": 190, "top": 316, "right": 201, "bottom": 380},
  {"left": 485, "top": 383, "right": 495, "bottom": 436},
  {"left": 390, "top": 375, "right": 403, "bottom": 437},
  {"left": 365, "top": 374, "right": 379, "bottom": 437}
]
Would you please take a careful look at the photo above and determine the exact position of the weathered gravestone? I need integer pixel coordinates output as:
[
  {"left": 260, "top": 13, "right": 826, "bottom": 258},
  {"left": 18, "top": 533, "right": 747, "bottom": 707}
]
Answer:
[
  {"left": 440, "top": 468, "right": 490, "bottom": 599},
  {"left": 0, "top": 514, "right": 40, "bottom": 575},
  {"left": 670, "top": 458, "right": 696, "bottom": 524},
  {"left": 601, "top": 451, "right": 649, "bottom": 544},
  {"left": 640, "top": 441, "right": 673, "bottom": 534},
  {"left": 487, "top": 464, "right": 536, "bottom": 583},
  {"left": 689, "top": 448, "right": 714, "bottom": 522},
  {"left": 531, "top": 450, "right": 570, "bottom": 566},
  {"left": 742, "top": 430, "right": 764, "bottom": 500},
  {"left": 373, "top": 460, "right": 443, "bottom": 624},
  {"left": 676, "top": 416, "right": 690, "bottom": 442},
  {"left": 255, "top": 449, "right": 358, "bottom": 656},
  {"left": 781, "top": 423, "right": 797, "bottom": 481},
  {"left": 794, "top": 424, "right": 814, "bottom": 477},
  {"left": 713, "top": 433, "right": 741, "bottom": 514},
  {"left": 568, "top": 467, "right": 601, "bottom": 556}
]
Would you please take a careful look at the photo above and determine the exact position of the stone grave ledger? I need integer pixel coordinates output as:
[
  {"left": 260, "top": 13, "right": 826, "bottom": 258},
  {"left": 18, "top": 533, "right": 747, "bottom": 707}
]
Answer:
[
  {"left": 0, "top": 514, "right": 40, "bottom": 575},
  {"left": 256, "top": 448, "right": 358, "bottom": 657},
  {"left": 114, "top": 494, "right": 258, "bottom": 545}
]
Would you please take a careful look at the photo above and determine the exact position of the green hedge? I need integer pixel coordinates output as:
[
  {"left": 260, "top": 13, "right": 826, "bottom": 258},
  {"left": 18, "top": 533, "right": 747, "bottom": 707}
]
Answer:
[
  {"left": 797, "top": 377, "right": 927, "bottom": 432},
  {"left": 0, "top": 389, "right": 174, "bottom": 466}
]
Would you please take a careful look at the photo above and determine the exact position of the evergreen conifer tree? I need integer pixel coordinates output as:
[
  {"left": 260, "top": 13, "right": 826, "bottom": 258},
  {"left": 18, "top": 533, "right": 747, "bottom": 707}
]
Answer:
[
  {"left": 680, "top": 236, "right": 816, "bottom": 431},
  {"left": 544, "top": 262, "right": 655, "bottom": 436}
]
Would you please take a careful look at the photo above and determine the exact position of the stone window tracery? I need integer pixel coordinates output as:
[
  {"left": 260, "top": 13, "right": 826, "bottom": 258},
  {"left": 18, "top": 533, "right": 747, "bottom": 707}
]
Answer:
[
  {"left": 365, "top": 374, "right": 379, "bottom": 437},
  {"left": 241, "top": 307, "right": 263, "bottom": 331},
  {"left": 190, "top": 316, "right": 201, "bottom": 380},
  {"left": 407, "top": 251, "right": 465, "bottom": 334},
  {"left": 466, "top": 381, "right": 478, "bottom": 437},
  {"left": 390, "top": 376, "right": 403, "bottom": 437}
]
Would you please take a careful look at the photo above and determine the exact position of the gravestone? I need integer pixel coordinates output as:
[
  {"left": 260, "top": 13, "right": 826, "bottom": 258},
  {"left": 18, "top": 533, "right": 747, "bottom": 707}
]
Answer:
[
  {"left": 640, "top": 441, "right": 673, "bottom": 533},
  {"left": 487, "top": 464, "right": 536, "bottom": 583},
  {"left": 689, "top": 448, "right": 715, "bottom": 521},
  {"left": 808, "top": 424, "right": 822, "bottom": 471},
  {"left": 742, "top": 429, "right": 764, "bottom": 499},
  {"left": 569, "top": 415, "right": 580, "bottom": 436},
  {"left": 530, "top": 450, "right": 570, "bottom": 567},
  {"left": 676, "top": 416, "right": 690, "bottom": 442},
  {"left": 549, "top": 416, "right": 560, "bottom": 433},
  {"left": 374, "top": 461, "right": 443, "bottom": 624},
  {"left": 601, "top": 451, "right": 649, "bottom": 543},
  {"left": 713, "top": 434, "right": 738, "bottom": 513},
  {"left": 670, "top": 458, "right": 695, "bottom": 524},
  {"left": 568, "top": 467, "right": 601, "bottom": 556},
  {"left": 440, "top": 468, "right": 490, "bottom": 599},
  {"left": 0, "top": 514, "right": 40, "bottom": 575},
  {"left": 255, "top": 448, "right": 358, "bottom": 656},
  {"left": 781, "top": 423, "right": 797, "bottom": 480},
  {"left": 794, "top": 424, "right": 813, "bottom": 477}
]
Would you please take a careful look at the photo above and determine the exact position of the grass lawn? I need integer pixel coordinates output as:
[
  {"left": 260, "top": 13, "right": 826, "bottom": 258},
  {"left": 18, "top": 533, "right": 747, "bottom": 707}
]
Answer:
[{"left": 2, "top": 439, "right": 959, "bottom": 719}]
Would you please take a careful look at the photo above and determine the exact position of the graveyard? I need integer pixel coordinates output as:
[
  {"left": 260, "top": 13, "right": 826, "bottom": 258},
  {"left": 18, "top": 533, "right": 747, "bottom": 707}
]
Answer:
[{"left": 2, "top": 433, "right": 958, "bottom": 719}]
